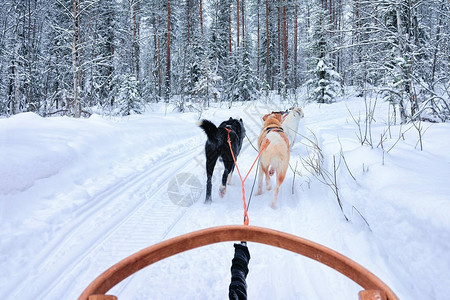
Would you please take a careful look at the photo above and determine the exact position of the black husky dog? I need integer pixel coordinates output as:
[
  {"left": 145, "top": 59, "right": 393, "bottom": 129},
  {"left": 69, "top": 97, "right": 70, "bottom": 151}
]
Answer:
[{"left": 198, "top": 117, "right": 245, "bottom": 203}]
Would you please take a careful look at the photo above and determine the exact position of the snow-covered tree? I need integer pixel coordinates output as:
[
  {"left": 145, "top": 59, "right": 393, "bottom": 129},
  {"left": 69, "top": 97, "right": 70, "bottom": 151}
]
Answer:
[
  {"left": 186, "top": 34, "right": 222, "bottom": 106},
  {"left": 351, "top": 0, "right": 449, "bottom": 123},
  {"left": 84, "top": 0, "right": 117, "bottom": 109},
  {"left": 117, "top": 74, "right": 143, "bottom": 116},
  {"left": 308, "top": 59, "right": 342, "bottom": 104},
  {"left": 207, "top": 0, "right": 232, "bottom": 101},
  {"left": 306, "top": 4, "right": 341, "bottom": 103},
  {"left": 259, "top": 0, "right": 279, "bottom": 91},
  {"left": 228, "top": 42, "right": 259, "bottom": 105}
]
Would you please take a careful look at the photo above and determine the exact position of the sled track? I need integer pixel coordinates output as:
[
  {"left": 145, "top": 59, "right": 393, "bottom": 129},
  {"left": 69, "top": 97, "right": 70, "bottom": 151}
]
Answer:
[{"left": 6, "top": 145, "right": 202, "bottom": 299}]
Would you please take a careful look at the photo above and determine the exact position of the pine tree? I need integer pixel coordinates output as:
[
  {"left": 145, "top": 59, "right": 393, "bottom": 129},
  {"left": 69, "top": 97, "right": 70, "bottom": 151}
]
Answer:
[
  {"left": 229, "top": 41, "right": 259, "bottom": 103},
  {"left": 186, "top": 34, "right": 220, "bottom": 105},
  {"left": 118, "top": 74, "right": 143, "bottom": 116},
  {"left": 306, "top": 4, "right": 341, "bottom": 103},
  {"left": 207, "top": 0, "right": 232, "bottom": 102},
  {"left": 259, "top": 0, "right": 278, "bottom": 90}
]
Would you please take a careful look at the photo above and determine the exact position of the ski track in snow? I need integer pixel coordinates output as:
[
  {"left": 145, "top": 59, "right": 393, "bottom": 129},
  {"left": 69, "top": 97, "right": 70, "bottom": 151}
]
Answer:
[{"left": 5, "top": 141, "right": 202, "bottom": 299}]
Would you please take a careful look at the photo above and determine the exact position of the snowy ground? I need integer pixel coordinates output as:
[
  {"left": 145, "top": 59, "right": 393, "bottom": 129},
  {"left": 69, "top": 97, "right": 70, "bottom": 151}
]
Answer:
[{"left": 1, "top": 94, "right": 449, "bottom": 299}]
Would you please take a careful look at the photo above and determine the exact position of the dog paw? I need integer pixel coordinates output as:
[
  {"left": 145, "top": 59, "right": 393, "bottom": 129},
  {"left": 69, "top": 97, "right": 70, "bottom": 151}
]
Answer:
[
  {"left": 256, "top": 187, "right": 263, "bottom": 195},
  {"left": 219, "top": 185, "right": 226, "bottom": 198},
  {"left": 270, "top": 202, "right": 277, "bottom": 209},
  {"left": 266, "top": 184, "right": 272, "bottom": 191}
]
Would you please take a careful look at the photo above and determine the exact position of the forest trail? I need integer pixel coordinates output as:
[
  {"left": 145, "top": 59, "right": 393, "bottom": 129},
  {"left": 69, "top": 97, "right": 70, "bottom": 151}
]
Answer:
[{"left": 2, "top": 99, "right": 449, "bottom": 299}]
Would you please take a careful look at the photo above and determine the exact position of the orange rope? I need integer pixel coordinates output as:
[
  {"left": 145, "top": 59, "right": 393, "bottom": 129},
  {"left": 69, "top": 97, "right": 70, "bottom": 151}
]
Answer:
[{"left": 225, "top": 128, "right": 270, "bottom": 225}]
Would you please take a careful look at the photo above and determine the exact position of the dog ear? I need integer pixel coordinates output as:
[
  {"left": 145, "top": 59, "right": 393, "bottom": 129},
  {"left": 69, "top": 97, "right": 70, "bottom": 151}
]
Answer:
[
  {"left": 275, "top": 114, "right": 282, "bottom": 122},
  {"left": 262, "top": 113, "right": 269, "bottom": 121}
]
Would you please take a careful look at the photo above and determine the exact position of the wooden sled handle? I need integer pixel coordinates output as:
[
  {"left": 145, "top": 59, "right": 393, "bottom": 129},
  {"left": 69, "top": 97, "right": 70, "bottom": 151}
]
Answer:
[{"left": 79, "top": 225, "right": 398, "bottom": 300}]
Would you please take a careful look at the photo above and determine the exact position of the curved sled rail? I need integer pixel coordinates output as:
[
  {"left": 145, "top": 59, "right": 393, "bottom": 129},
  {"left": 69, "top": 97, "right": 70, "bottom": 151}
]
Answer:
[{"left": 79, "top": 225, "right": 398, "bottom": 300}]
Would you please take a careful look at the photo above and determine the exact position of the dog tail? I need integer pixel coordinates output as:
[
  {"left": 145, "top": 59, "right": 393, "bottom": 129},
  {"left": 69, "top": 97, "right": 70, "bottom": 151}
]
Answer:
[
  {"left": 198, "top": 119, "right": 218, "bottom": 142},
  {"left": 269, "top": 166, "right": 275, "bottom": 176}
]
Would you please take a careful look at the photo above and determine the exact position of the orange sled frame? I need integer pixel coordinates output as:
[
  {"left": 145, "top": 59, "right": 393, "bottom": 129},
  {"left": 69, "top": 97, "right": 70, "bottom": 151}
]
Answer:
[{"left": 79, "top": 225, "right": 398, "bottom": 300}]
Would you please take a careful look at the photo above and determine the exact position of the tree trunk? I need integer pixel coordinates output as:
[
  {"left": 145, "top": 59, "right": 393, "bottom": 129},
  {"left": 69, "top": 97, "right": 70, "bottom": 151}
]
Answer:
[
  {"left": 241, "top": 0, "right": 245, "bottom": 47},
  {"left": 294, "top": 0, "right": 298, "bottom": 89},
  {"left": 165, "top": 0, "right": 171, "bottom": 102},
  {"left": 257, "top": 0, "right": 260, "bottom": 79},
  {"left": 396, "top": 6, "right": 407, "bottom": 124},
  {"left": 277, "top": 1, "right": 281, "bottom": 88},
  {"left": 157, "top": 15, "right": 162, "bottom": 99},
  {"left": 228, "top": 5, "right": 232, "bottom": 55},
  {"left": 199, "top": 0, "right": 203, "bottom": 36},
  {"left": 329, "top": 0, "right": 333, "bottom": 24},
  {"left": 26, "top": 0, "right": 35, "bottom": 110},
  {"left": 8, "top": 60, "right": 16, "bottom": 114},
  {"left": 236, "top": 0, "right": 240, "bottom": 48},
  {"left": 336, "top": 0, "right": 342, "bottom": 75},
  {"left": 431, "top": 16, "right": 442, "bottom": 84},
  {"left": 186, "top": 0, "right": 191, "bottom": 44},
  {"left": 282, "top": 0, "right": 288, "bottom": 88},
  {"left": 132, "top": 0, "right": 139, "bottom": 81},
  {"left": 265, "top": 0, "right": 270, "bottom": 85},
  {"left": 72, "top": 0, "right": 81, "bottom": 118}
]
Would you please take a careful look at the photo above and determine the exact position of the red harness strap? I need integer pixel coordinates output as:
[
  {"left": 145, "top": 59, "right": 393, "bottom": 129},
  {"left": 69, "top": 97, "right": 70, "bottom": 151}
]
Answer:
[{"left": 225, "top": 127, "right": 270, "bottom": 225}]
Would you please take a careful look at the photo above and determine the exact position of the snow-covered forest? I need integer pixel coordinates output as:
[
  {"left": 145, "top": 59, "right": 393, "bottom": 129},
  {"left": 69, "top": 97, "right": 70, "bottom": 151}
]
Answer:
[{"left": 0, "top": 0, "right": 449, "bottom": 121}]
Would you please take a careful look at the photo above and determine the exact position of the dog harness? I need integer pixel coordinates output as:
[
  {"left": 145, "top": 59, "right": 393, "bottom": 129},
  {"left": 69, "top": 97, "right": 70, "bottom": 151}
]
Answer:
[
  {"left": 290, "top": 109, "right": 302, "bottom": 117},
  {"left": 265, "top": 126, "right": 284, "bottom": 133}
]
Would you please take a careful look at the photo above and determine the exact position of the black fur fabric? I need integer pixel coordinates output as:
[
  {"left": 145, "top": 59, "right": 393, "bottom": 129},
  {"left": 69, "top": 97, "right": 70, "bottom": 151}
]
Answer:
[{"left": 198, "top": 117, "right": 245, "bottom": 203}]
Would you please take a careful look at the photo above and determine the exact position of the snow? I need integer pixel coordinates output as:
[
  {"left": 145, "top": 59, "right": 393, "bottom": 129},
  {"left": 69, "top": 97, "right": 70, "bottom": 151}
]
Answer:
[{"left": 1, "top": 95, "right": 450, "bottom": 299}]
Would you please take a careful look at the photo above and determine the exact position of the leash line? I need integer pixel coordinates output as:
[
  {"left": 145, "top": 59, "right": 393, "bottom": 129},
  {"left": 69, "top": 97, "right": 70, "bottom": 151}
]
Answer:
[
  {"left": 243, "top": 134, "right": 260, "bottom": 211},
  {"left": 225, "top": 127, "right": 270, "bottom": 226},
  {"left": 246, "top": 159, "right": 259, "bottom": 211},
  {"left": 245, "top": 134, "right": 258, "bottom": 152}
]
